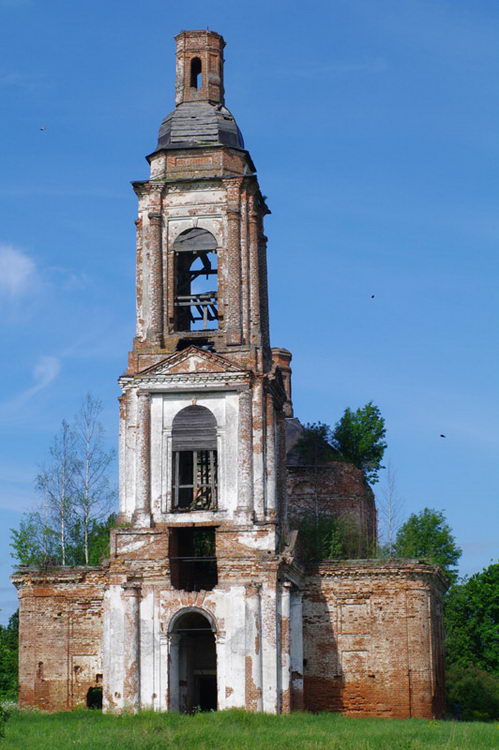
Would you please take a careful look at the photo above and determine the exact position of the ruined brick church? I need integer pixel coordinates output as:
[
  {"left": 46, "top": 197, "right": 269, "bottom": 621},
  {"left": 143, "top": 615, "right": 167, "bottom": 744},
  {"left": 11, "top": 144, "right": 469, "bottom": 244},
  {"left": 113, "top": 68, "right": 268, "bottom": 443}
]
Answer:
[{"left": 13, "top": 31, "right": 447, "bottom": 718}]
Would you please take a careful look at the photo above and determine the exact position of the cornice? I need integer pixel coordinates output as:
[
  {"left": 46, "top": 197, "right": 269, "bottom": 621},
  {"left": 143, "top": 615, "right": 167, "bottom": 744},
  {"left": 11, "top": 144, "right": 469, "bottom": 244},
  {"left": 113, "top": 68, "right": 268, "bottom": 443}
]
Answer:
[
  {"left": 11, "top": 565, "right": 106, "bottom": 589},
  {"left": 119, "top": 370, "right": 251, "bottom": 393},
  {"left": 306, "top": 559, "right": 449, "bottom": 590}
]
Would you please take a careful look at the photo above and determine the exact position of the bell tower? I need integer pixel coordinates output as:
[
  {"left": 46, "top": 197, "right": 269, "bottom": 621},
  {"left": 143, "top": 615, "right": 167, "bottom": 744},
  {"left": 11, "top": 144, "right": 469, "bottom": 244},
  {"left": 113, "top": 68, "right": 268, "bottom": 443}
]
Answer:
[
  {"left": 104, "top": 30, "right": 299, "bottom": 714},
  {"left": 128, "top": 29, "right": 272, "bottom": 375}
]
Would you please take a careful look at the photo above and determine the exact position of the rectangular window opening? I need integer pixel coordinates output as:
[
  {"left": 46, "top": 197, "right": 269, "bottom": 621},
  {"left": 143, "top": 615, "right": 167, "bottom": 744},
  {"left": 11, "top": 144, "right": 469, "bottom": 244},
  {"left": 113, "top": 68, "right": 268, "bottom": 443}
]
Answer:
[
  {"left": 172, "top": 449, "right": 217, "bottom": 512},
  {"left": 169, "top": 527, "right": 218, "bottom": 592}
]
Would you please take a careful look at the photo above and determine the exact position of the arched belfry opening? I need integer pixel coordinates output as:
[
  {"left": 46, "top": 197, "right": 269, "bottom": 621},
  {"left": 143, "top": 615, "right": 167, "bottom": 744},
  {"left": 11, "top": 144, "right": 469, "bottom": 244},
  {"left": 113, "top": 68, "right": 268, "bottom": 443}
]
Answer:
[
  {"left": 169, "top": 610, "right": 217, "bottom": 712},
  {"left": 190, "top": 57, "right": 202, "bottom": 89},
  {"left": 173, "top": 228, "right": 218, "bottom": 332}
]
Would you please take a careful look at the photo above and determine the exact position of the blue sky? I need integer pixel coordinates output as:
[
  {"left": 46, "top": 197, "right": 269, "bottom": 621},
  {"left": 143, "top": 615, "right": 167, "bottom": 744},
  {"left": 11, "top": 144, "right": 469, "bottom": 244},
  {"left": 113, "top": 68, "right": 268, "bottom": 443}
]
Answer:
[{"left": 0, "top": 0, "right": 498, "bottom": 623}]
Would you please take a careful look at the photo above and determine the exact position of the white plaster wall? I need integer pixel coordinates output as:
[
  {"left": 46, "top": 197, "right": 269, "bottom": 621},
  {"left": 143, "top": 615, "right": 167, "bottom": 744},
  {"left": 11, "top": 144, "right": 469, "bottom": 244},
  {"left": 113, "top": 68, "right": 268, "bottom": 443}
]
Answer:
[
  {"left": 217, "top": 585, "right": 246, "bottom": 709},
  {"left": 164, "top": 188, "right": 226, "bottom": 251},
  {"left": 150, "top": 390, "right": 240, "bottom": 521},
  {"left": 105, "top": 581, "right": 287, "bottom": 713},
  {"left": 139, "top": 589, "right": 156, "bottom": 709},
  {"left": 103, "top": 585, "right": 126, "bottom": 712},
  {"left": 261, "top": 583, "right": 279, "bottom": 713},
  {"left": 120, "top": 389, "right": 138, "bottom": 519}
]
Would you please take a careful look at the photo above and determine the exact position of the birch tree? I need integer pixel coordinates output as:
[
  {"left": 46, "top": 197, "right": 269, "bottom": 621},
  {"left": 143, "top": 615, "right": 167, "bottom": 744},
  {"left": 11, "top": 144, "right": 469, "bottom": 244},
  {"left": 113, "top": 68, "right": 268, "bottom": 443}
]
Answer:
[
  {"left": 72, "top": 394, "right": 116, "bottom": 564},
  {"left": 12, "top": 394, "right": 116, "bottom": 567},
  {"left": 35, "top": 420, "right": 76, "bottom": 565},
  {"left": 377, "top": 462, "right": 404, "bottom": 556}
]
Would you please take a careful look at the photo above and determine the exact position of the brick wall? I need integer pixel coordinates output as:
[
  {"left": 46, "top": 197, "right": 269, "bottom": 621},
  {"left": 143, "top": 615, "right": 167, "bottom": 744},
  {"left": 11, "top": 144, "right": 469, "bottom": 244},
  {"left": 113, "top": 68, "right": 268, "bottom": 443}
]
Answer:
[
  {"left": 302, "top": 560, "right": 446, "bottom": 718},
  {"left": 287, "top": 462, "right": 377, "bottom": 553},
  {"left": 13, "top": 567, "right": 105, "bottom": 711}
]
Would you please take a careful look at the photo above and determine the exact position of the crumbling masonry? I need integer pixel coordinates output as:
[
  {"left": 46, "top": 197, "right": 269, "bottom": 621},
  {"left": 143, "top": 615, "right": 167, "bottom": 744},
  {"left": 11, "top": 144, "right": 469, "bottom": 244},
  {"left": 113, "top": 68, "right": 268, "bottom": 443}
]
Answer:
[{"left": 13, "top": 30, "right": 447, "bottom": 717}]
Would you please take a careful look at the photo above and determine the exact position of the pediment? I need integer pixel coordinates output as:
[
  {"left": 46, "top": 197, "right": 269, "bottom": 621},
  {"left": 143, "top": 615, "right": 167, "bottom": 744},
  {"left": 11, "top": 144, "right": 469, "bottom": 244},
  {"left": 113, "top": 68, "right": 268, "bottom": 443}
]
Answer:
[{"left": 135, "top": 346, "right": 244, "bottom": 379}]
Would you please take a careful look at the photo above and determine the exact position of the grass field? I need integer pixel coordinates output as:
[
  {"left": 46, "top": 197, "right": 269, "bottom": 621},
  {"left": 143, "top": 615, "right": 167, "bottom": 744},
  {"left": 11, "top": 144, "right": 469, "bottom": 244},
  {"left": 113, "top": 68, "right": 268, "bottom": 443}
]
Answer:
[{"left": 1, "top": 709, "right": 498, "bottom": 750}]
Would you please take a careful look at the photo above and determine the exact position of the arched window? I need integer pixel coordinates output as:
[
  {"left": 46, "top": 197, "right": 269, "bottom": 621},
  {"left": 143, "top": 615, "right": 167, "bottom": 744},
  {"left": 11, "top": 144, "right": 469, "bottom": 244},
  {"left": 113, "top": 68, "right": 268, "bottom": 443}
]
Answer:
[
  {"left": 172, "top": 405, "right": 217, "bottom": 512},
  {"left": 173, "top": 228, "right": 218, "bottom": 332},
  {"left": 190, "top": 57, "right": 202, "bottom": 89}
]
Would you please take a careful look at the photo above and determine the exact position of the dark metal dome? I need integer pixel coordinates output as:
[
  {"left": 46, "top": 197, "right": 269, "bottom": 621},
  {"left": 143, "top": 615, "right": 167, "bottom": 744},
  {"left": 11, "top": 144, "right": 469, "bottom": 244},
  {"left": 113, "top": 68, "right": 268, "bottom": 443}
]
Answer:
[{"left": 155, "top": 101, "right": 245, "bottom": 151}]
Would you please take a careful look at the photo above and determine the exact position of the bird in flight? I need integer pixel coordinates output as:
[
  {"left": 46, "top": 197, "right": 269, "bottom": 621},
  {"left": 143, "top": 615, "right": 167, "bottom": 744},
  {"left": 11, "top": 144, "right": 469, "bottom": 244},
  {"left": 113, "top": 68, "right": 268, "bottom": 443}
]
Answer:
[
  {"left": 440, "top": 434, "right": 446, "bottom": 438},
  {"left": 370, "top": 294, "right": 375, "bottom": 299},
  {"left": 39, "top": 127, "right": 47, "bottom": 132}
]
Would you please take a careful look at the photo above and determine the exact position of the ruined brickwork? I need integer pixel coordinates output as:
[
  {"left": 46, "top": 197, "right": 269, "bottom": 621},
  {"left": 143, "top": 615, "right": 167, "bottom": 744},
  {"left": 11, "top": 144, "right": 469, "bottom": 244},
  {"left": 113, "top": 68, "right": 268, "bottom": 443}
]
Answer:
[
  {"left": 303, "top": 561, "right": 446, "bottom": 718},
  {"left": 13, "top": 30, "right": 447, "bottom": 718},
  {"left": 287, "top": 463, "right": 377, "bottom": 554},
  {"left": 13, "top": 568, "right": 105, "bottom": 710}
]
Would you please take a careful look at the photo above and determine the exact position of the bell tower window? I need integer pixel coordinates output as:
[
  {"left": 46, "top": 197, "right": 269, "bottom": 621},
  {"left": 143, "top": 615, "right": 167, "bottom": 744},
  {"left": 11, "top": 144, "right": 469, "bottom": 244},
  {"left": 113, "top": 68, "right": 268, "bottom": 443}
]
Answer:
[
  {"left": 190, "top": 57, "right": 202, "bottom": 89},
  {"left": 172, "top": 405, "right": 218, "bottom": 512},
  {"left": 173, "top": 228, "right": 218, "bottom": 332}
]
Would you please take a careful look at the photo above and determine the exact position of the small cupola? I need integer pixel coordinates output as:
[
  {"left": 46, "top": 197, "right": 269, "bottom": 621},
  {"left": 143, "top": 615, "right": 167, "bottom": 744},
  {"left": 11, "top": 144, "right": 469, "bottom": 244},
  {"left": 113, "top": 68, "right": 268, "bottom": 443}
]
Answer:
[{"left": 153, "top": 30, "right": 245, "bottom": 152}]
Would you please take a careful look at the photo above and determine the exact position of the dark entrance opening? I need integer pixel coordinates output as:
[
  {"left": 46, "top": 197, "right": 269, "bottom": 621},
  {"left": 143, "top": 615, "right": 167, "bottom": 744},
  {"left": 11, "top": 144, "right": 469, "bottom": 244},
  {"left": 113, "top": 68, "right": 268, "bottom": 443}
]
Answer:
[
  {"left": 169, "top": 527, "right": 217, "bottom": 592},
  {"left": 173, "top": 611, "right": 217, "bottom": 712},
  {"left": 86, "top": 686, "right": 103, "bottom": 710}
]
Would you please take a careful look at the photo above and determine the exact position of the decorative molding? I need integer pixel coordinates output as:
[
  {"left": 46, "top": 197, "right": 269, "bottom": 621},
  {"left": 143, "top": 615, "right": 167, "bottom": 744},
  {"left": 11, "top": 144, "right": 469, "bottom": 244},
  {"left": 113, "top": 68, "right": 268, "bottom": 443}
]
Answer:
[
  {"left": 135, "top": 345, "right": 245, "bottom": 377},
  {"left": 120, "top": 371, "right": 250, "bottom": 393},
  {"left": 166, "top": 180, "right": 223, "bottom": 193}
]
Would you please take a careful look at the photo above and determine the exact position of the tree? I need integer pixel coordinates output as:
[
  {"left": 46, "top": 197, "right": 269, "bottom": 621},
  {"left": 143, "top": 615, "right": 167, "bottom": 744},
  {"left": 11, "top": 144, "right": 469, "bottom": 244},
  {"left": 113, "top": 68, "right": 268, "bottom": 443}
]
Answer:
[
  {"left": 294, "top": 403, "right": 387, "bottom": 485},
  {"left": 35, "top": 419, "right": 76, "bottom": 565},
  {"left": 445, "top": 562, "right": 499, "bottom": 673},
  {"left": 294, "top": 422, "right": 337, "bottom": 465},
  {"left": 444, "top": 562, "right": 499, "bottom": 720},
  {"left": 446, "top": 664, "right": 499, "bottom": 721},
  {"left": 298, "top": 515, "right": 364, "bottom": 562},
  {"left": 10, "top": 393, "right": 117, "bottom": 567},
  {"left": 331, "top": 402, "right": 387, "bottom": 484},
  {"left": 72, "top": 394, "right": 116, "bottom": 564},
  {"left": 377, "top": 462, "right": 404, "bottom": 556},
  {"left": 0, "top": 610, "right": 18, "bottom": 701},
  {"left": 11, "top": 513, "right": 116, "bottom": 567},
  {"left": 394, "top": 507, "right": 462, "bottom": 582},
  {"left": 10, "top": 510, "right": 59, "bottom": 566}
]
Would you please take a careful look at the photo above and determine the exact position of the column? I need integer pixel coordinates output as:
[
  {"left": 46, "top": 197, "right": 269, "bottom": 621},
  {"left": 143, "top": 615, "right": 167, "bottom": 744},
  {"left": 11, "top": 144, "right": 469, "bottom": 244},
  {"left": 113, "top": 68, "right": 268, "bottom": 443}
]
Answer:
[
  {"left": 237, "top": 388, "right": 254, "bottom": 518},
  {"left": 265, "top": 392, "right": 277, "bottom": 518},
  {"left": 245, "top": 584, "right": 263, "bottom": 711},
  {"left": 122, "top": 584, "right": 141, "bottom": 712},
  {"left": 215, "top": 630, "right": 226, "bottom": 711},
  {"left": 240, "top": 192, "right": 250, "bottom": 342},
  {"left": 252, "top": 382, "right": 265, "bottom": 520},
  {"left": 146, "top": 211, "right": 163, "bottom": 344},
  {"left": 134, "top": 216, "right": 145, "bottom": 341},
  {"left": 225, "top": 206, "right": 242, "bottom": 345},
  {"left": 248, "top": 202, "right": 261, "bottom": 345},
  {"left": 290, "top": 590, "right": 304, "bottom": 710},
  {"left": 280, "top": 582, "right": 292, "bottom": 713},
  {"left": 166, "top": 632, "right": 180, "bottom": 711},
  {"left": 134, "top": 391, "right": 151, "bottom": 527}
]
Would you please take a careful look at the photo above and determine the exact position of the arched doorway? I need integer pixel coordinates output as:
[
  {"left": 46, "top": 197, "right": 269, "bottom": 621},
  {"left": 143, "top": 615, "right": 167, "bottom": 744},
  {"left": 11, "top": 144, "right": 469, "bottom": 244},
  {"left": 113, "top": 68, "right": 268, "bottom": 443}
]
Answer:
[{"left": 170, "top": 610, "right": 217, "bottom": 712}]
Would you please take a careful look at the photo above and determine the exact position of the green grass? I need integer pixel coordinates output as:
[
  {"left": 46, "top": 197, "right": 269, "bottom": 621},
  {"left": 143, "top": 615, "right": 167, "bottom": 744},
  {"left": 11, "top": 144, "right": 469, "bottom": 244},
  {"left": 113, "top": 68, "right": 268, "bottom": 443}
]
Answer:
[{"left": 2, "top": 709, "right": 498, "bottom": 750}]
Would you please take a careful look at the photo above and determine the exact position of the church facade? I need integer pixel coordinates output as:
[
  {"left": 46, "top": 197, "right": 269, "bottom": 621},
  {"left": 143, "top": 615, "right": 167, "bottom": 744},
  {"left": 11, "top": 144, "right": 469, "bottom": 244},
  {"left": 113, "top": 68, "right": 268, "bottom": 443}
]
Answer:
[{"left": 13, "top": 31, "right": 447, "bottom": 718}]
